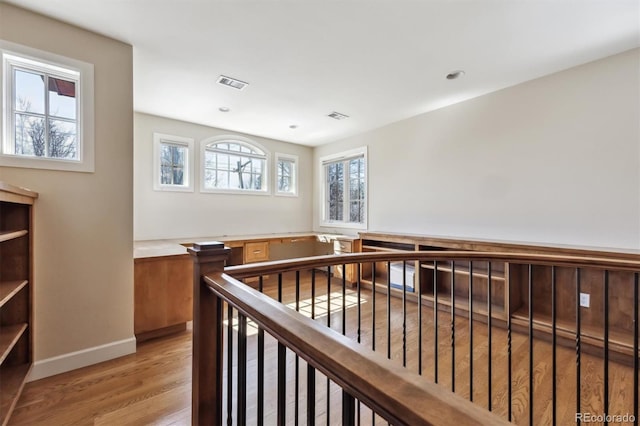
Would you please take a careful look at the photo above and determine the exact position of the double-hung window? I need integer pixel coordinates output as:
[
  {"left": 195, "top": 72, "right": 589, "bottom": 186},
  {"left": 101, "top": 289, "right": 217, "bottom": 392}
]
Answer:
[
  {"left": 153, "top": 133, "right": 194, "bottom": 191},
  {"left": 1, "top": 40, "right": 94, "bottom": 172},
  {"left": 201, "top": 137, "right": 268, "bottom": 194},
  {"left": 320, "top": 146, "right": 367, "bottom": 228}
]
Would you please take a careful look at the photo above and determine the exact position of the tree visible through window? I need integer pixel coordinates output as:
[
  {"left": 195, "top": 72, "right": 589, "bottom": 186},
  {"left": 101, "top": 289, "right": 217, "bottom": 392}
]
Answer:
[
  {"left": 160, "top": 143, "right": 185, "bottom": 185},
  {"left": 276, "top": 153, "right": 298, "bottom": 196},
  {"left": 1, "top": 41, "right": 95, "bottom": 172},
  {"left": 153, "top": 133, "right": 194, "bottom": 192},
  {"left": 12, "top": 67, "right": 78, "bottom": 159},
  {"left": 322, "top": 148, "right": 367, "bottom": 227},
  {"left": 202, "top": 140, "right": 268, "bottom": 193}
]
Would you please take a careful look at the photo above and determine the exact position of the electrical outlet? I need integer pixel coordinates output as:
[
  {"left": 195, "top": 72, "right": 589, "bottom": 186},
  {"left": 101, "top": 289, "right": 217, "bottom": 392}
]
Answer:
[{"left": 579, "top": 292, "right": 590, "bottom": 308}]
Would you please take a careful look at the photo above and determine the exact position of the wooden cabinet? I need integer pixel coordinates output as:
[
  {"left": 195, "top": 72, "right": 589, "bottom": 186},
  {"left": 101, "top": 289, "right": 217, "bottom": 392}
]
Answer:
[
  {"left": 333, "top": 237, "right": 361, "bottom": 284},
  {"left": 134, "top": 255, "right": 193, "bottom": 341},
  {"left": 0, "top": 182, "right": 37, "bottom": 426},
  {"left": 133, "top": 234, "right": 356, "bottom": 340},
  {"left": 243, "top": 241, "right": 269, "bottom": 283},
  {"left": 244, "top": 241, "right": 269, "bottom": 263}
]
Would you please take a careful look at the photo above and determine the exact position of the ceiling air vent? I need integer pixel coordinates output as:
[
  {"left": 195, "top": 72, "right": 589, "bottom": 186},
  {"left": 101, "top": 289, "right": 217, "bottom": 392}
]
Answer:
[
  {"left": 217, "top": 75, "right": 249, "bottom": 90},
  {"left": 328, "top": 111, "right": 349, "bottom": 120}
]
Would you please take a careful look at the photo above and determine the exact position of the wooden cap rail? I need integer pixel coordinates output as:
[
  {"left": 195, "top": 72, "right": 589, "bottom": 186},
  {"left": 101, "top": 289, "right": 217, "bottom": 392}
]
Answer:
[
  {"left": 359, "top": 231, "right": 640, "bottom": 259},
  {"left": 204, "top": 270, "right": 511, "bottom": 426},
  {"left": 225, "top": 251, "right": 640, "bottom": 279}
]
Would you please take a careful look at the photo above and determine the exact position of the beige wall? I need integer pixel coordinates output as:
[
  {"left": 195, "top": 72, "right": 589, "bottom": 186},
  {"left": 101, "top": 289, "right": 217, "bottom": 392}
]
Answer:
[
  {"left": 315, "top": 49, "right": 640, "bottom": 249},
  {"left": 0, "top": 4, "right": 134, "bottom": 377},
  {"left": 134, "top": 112, "right": 314, "bottom": 240}
]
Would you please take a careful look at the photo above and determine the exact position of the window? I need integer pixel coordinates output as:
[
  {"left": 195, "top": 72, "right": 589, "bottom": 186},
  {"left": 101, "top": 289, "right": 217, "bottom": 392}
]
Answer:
[
  {"left": 1, "top": 40, "right": 94, "bottom": 172},
  {"left": 201, "top": 136, "right": 268, "bottom": 194},
  {"left": 275, "top": 153, "right": 298, "bottom": 196},
  {"left": 320, "top": 147, "right": 367, "bottom": 228},
  {"left": 153, "top": 133, "right": 194, "bottom": 192}
]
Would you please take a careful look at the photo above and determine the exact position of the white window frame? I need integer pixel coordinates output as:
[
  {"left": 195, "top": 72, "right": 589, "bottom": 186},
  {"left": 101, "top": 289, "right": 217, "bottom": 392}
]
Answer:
[
  {"left": 319, "top": 146, "right": 368, "bottom": 229},
  {"left": 275, "top": 152, "right": 298, "bottom": 197},
  {"left": 200, "top": 135, "right": 270, "bottom": 195},
  {"left": 0, "top": 40, "right": 94, "bottom": 172},
  {"left": 152, "top": 133, "right": 195, "bottom": 192}
]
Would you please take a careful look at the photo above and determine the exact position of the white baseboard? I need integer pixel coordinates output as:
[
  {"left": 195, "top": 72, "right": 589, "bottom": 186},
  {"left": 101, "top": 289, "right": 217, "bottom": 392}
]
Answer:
[{"left": 27, "top": 337, "right": 137, "bottom": 382}]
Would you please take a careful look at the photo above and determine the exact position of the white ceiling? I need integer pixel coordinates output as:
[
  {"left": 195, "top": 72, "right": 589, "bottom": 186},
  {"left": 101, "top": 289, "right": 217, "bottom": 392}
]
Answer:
[{"left": 6, "top": 0, "right": 639, "bottom": 146}]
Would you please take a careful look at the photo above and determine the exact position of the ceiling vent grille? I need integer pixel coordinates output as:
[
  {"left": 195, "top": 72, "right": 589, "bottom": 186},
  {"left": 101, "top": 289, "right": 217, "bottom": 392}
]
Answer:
[
  {"left": 328, "top": 111, "right": 349, "bottom": 120},
  {"left": 217, "top": 75, "right": 249, "bottom": 90}
]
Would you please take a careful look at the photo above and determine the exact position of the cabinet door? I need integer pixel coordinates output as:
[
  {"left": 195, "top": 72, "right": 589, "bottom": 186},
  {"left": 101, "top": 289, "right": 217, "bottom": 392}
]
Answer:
[
  {"left": 134, "top": 256, "right": 193, "bottom": 335},
  {"left": 334, "top": 239, "right": 352, "bottom": 254},
  {"left": 334, "top": 239, "right": 358, "bottom": 283}
]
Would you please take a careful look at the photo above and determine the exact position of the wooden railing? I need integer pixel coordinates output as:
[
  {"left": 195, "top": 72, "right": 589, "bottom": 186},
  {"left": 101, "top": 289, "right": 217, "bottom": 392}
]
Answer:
[{"left": 190, "top": 244, "right": 640, "bottom": 425}]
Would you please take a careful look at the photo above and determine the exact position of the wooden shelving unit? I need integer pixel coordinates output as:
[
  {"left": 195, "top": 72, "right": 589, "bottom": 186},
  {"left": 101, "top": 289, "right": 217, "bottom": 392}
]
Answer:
[
  {"left": 420, "top": 260, "right": 509, "bottom": 321},
  {"left": 360, "top": 236, "right": 510, "bottom": 321},
  {"left": 509, "top": 263, "right": 639, "bottom": 357},
  {"left": 0, "top": 182, "right": 37, "bottom": 426},
  {"left": 360, "top": 242, "right": 419, "bottom": 296},
  {"left": 510, "top": 307, "right": 635, "bottom": 357},
  {"left": 358, "top": 231, "right": 640, "bottom": 359}
]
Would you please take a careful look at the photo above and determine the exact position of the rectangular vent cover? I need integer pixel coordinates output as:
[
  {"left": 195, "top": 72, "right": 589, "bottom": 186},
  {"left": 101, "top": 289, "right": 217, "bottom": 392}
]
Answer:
[
  {"left": 328, "top": 111, "right": 349, "bottom": 120},
  {"left": 217, "top": 75, "right": 249, "bottom": 90}
]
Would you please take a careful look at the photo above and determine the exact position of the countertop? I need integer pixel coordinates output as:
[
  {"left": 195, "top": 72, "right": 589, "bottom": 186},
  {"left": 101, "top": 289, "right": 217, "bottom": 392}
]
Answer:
[{"left": 134, "top": 232, "right": 358, "bottom": 259}]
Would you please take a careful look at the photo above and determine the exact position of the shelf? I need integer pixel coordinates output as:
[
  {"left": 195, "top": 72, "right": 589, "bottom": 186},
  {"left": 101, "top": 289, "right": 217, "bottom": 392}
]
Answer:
[
  {"left": 362, "top": 245, "right": 413, "bottom": 253},
  {"left": 0, "top": 230, "right": 28, "bottom": 243},
  {"left": 361, "top": 279, "right": 419, "bottom": 298},
  {"left": 511, "top": 308, "right": 637, "bottom": 357},
  {"left": 0, "top": 324, "right": 28, "bottom": 364},
  {"left": 0, "top": 363, "right": 30, "bottom": 425},
  {"left": 421, "top": 262, "right": 505, "bottom": 281},
  {"left": 361, "top": 279, "right": 505, "bottom": 319},
  {"left": 0, "top": 281, "right": 28, "bottom": 308},
  {"left": 422, "top": 293, "right": 506, "bottom": 319}
]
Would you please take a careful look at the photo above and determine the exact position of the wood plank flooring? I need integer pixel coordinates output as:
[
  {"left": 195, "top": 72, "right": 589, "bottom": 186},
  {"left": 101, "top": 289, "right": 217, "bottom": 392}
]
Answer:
[{"left": 9, "top": 271, "right": 638, "bottom": 425}]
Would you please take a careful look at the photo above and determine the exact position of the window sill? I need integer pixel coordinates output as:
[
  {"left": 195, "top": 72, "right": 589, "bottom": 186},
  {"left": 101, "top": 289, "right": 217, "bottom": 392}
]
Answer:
[
  {"left": 0, "top": 153, "right": 94, "bottom": 173},
  {"left": 153, "top": 185, "right": 194, "bottom": 193},
  {"left": 275, "top": 191, "right": 298, "bottom": 197},
  {"left": 200, "top": 188, "right": 270, "bottom": 196},
  {"left": 319, "top": 221, "right": 367, "bottom": 230}
]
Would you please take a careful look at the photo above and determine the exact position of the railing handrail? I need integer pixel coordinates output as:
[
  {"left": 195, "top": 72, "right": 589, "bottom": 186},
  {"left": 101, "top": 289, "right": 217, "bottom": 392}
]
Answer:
[
  {"left": 225, "top": 250, "right": 640, "bottom": 279},
  {"left": 204, "top": 270, "right": 511, "bottom": 426}
]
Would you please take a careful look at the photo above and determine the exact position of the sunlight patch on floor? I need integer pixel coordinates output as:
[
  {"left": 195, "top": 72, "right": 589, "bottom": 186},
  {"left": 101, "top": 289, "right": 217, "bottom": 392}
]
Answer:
[{"left": 224, "top": 291, "right": 367, "bottom": 336}]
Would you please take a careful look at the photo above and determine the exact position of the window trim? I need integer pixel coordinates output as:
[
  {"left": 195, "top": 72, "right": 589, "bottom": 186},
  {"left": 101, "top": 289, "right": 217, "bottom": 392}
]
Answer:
[
  {"left": 199, "top": 135, "right": 270, "bottom": 195},
  {"left": 152, "top": 133, "right": 195, "bottom": 192},
  {"left": 0, "top": 39, "right": 95, "bottom": 173},
  {"left": 319, "top": 146, "right": 368, "bottom": 229},
  {"left": 274, "top": 152, "right": 298, "bottom": 197}
]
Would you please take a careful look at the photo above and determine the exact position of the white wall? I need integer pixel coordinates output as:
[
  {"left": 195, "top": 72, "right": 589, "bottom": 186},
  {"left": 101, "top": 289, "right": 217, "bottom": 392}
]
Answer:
[
  {"left": 314, "top": 49, "right": 640, "bottom": 249},
  {"left": 134, "top": 113, "right": 314, "bottom": 240},
  {"left": 0, "top": 4, "right": 135, "bottom": 379}
]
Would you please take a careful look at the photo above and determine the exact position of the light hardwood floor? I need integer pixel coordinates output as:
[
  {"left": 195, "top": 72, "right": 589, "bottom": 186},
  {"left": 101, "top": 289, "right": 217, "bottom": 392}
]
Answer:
[{"left": 9, "top": 272, "right": 637, "bottom": 425}]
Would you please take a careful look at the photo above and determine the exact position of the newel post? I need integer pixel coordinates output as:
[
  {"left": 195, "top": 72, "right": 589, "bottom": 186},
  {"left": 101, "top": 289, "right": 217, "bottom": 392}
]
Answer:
[{"left": 188, "top": 242, "right": 231, "bottom": 426}]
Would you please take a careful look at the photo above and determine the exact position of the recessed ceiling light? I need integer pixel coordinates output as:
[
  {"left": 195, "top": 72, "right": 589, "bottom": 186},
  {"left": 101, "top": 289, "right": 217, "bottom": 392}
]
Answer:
[
  {"left": 446, "top": 70, "right": 465, "bottom": 80},
  {"left": 219, "top": 107, "right": 230, "bottom": 112},
  {"left": 289, "top": 124, "right": 298, "bottom": 129}
]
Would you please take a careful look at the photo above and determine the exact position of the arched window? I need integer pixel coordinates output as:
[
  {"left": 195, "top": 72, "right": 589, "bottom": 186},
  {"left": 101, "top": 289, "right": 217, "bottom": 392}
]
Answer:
[{"left": 201, "top": 137, "right": 268, "bottom": 193}]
